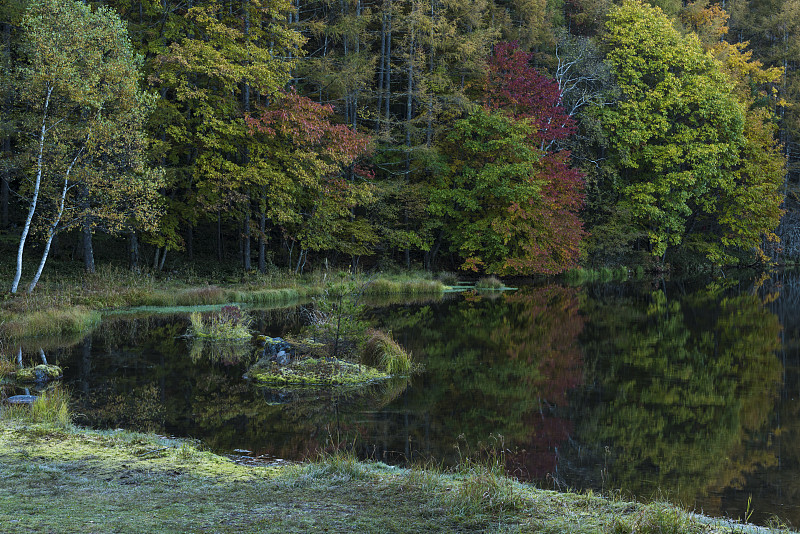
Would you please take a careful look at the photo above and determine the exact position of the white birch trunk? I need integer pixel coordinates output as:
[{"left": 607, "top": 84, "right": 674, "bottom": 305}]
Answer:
[{"left": 12, "top": 84, "right": 53, "bottom": 294}]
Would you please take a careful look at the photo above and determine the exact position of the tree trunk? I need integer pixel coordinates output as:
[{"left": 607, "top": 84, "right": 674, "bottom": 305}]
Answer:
[
  {"left": 129, "top": 231, "right": 140, "bottom": 271},
  {"left": 2, "top": 21, "right": 11, "bottom": 229},
  {"left": 385, "top": 7, "right": 392, "bottom": 123},
  {"left": 1, "top": 138, "right": 9, "bottom": 229},
  {"left": 186, "top": 223, "right": 193, "bottom": 261},
  {"left": 82, "top": 222, "right": 95, "bottom": 273},
  {"left": 258, "top": 186, "right": 267, "bottom": 272},
  {"left": 153, "top": 247, "right": 161, "bottom": 270},
  {"left": 243, "top": 206, "right": 251, "bottom": 270},
  {"left": 28, "top": 157, "right": 75, "bottom": 293},
  {"left": 404, "top": 21, "right": 415, "bottom": 269},
  {"left": 12, "top": 85, "right": 53, "bottom": 294},
  {"left": 217, "top": 211, "right": 223, "bottom": 262}
]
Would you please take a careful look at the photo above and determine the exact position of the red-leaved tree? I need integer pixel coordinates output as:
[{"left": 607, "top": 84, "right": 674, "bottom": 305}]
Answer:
[{"left": 486, "top": 42, "right": 586, "bottom": 274}]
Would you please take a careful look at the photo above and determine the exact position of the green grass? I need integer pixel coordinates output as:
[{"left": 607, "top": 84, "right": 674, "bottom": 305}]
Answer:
[
  {"left": 186, "top": 307, "right": 252, "bottom": 340},
  {"left": 475, "top": 276, "right": 505, "bottom": 290},
  {"left": 0, "top": 306, "right": 100, "bottom": 339},
  {"left": 1, "top": 385, "right": 71, "bottom": 427},
  {"left": 361, "top": 329, "right": 416, "bottom": 375},
  {"left": 0, "top": 266, "right": 446, "bottom": 342},
  {"left": 246, "top": 356, "right": 390, "bottom": 386},
  {"left": 0, "top": 420, "right": 784, "bottom": 534}
]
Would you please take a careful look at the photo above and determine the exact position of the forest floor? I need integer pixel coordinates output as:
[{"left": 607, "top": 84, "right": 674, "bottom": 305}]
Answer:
[{"left": 0, "top": 419, "right": 788, "bottom": 534}]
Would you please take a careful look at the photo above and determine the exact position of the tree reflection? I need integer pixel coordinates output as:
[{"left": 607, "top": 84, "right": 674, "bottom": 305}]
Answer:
[
  {"left": 570, "top": 284, "right": 782, "bottom": 505},
  {"left": 372, "top": 286, "right": 584, "bottom": 477}
]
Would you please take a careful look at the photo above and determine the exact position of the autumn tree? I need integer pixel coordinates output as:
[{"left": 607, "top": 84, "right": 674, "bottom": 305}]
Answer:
[
  {"left": 10, "top": 0, "right": 163, "bottom": 292},
  {"left": 431, "top": 42, "right": 584, "bottom": 275},
  {"left": 594, "top": 0, "right": 783, "bottom": 267},
  {"left": 246, "top": 90, "right": 373, "bottom": 271}
]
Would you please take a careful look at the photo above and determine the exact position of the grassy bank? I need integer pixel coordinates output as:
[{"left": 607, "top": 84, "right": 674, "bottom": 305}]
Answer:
[
  {"left": 0, "top": 417, "right": 787, "bottom": 534},
  {"left": 0, "top": 266, "right": 448, "bottom": 340}
]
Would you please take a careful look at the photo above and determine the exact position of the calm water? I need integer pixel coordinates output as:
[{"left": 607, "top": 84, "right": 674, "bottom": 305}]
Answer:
[{"left": 7, "top": 274, "right": 800, "bottom": 527}]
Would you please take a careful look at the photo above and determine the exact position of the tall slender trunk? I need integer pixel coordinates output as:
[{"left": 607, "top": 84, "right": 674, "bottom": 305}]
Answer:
[
  {"left": 12, "top": 85, "right": 53, "bottom": 294},
  {"left": 28, "top": 145, "right": 82, "bottom": 293},
  {"left": 258, "top": 185, "right": 267, "bottom": 273},
  {"left": 377, "top": 10, "right": 387, "bottom": 131},
  {"left": 385, "top": 7, "right": 392, "bottom": 123},
  {"left": 82, "top": 223, "right": 95, "bottom": 273},
  {"left": 186, "top": 223, "right": 193, "bottom": 261},
  {"left": 404, "top": 18, "right": 415, "bottom": 269},
  {"left": 243, "top": 205, "right": 251, "bottom": 270},
  {"left": 1, "top": 139, "right": 9, "bottom": 228},
  {"left": 129, "top": 231, "right": 140, "bottom": 271},
  {"left": 217, "top": 211, "right": 223, "bottom": 261}
]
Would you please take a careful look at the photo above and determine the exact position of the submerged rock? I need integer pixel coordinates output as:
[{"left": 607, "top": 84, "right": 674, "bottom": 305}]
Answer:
[
  {"left": 16, "top": 364, "right": 63, "bottom": 383},
  {"left": 5, "top": 395, "right": 38, "bottom": 405}
]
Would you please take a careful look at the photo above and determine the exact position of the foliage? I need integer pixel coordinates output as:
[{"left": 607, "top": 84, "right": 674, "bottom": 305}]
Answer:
[
  {"left": 246, "top": 90, "right": 374, "bottom": 256},
  {"left": 304, "top": 283, "right": 368, "bottom": 359},
  {"left": 10, "top": 0, "right": 163, "bottom": 290},
  {"left": 594, "top": 0, "right": 784, "bottom": 266},
  {"left": 433, "top": 104, "right": 584, "bottom": 275}
]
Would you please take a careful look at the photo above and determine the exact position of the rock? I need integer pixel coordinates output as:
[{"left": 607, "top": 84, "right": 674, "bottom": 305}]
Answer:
[
  {"left": 5, "top": 395, "right": 38, "bottom": 405},
  {"left": 16, "top": 364, "right": 63, "bottom": 383}
]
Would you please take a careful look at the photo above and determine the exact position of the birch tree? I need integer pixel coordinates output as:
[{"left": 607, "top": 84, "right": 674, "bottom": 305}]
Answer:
[{"left": 11, "top": 0, "right": 162, "bottom": 292}]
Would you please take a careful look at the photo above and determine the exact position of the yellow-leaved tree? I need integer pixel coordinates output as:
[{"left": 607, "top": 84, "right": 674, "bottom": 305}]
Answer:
[{"left": 11, "top": 0, "right": 163, "bottom": 292}]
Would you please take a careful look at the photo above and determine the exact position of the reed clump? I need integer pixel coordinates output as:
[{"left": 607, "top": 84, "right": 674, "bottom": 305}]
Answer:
[{"left": 361, "top": 329, "right": 415, "bottom": 375}]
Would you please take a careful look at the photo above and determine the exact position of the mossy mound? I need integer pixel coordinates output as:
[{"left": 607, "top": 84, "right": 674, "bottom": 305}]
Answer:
[
  {"left": 245, "top": 357, "right": 389, "bottom": 386},
  {"left": 16, "top": 364, "right": 63, "bottom": 383}
]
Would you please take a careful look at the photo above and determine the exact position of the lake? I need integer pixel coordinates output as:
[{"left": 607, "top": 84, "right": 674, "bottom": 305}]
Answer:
[{"left": 7, "top": 273, "right": 800, "bottom": 527}]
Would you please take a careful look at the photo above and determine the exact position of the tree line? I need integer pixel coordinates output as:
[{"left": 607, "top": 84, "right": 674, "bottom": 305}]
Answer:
[{"left": 0, "top": 0, "right": 793, "bottom": 290}]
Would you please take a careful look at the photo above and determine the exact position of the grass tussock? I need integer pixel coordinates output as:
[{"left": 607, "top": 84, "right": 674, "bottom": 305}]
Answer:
[
  {"left": 0, "top": 352, "right": 16, "bottom": 380},
  {"left": 611, "top": 502, "right": 705, "bottom": 534},
  {"left": 187, "top": 305, "right": 252, "bottom": 340},
  {"left": 364, "top": 278, "right": 445, "bottom": 295},
  {"left": 474, "top": 276, "right": 504, "bottom": 290},
  {"left": 0, "top": 306, "right": 100, "bottom": 339},
  {"left": 361, "top": 329, "right": 415, "bottom": 375}
]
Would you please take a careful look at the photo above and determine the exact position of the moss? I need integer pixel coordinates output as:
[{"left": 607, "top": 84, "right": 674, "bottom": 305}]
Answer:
[
  {"left": 15, "top": 364, "right": 63, "bottom": 383},
  {"left": 247, "top": 357, "right": 390, "bottom": 386}
]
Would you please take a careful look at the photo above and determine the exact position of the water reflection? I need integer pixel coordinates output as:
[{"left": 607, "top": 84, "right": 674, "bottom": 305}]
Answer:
[
  {"left": 15, "top": 276, "right": 798, "bottom": 527},
  {"left": 568, "top": 283, "right": 785, "bottom": 523}
]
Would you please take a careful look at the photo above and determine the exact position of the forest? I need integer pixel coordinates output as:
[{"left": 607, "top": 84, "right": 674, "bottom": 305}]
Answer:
[{"left": 0, "top": 0, "right": 796, "bottom": 287}]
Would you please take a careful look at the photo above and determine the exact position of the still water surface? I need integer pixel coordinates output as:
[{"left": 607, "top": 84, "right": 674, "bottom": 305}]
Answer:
[{"left": 11, "top": 274, "right": 800, "bottom": 527}]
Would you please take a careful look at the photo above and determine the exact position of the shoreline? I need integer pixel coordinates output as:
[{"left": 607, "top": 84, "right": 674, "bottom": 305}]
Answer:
[{"left": 0, "top": 419, "right": 788, "bottom": 534}]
